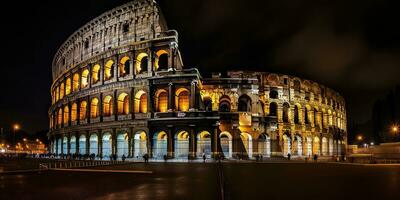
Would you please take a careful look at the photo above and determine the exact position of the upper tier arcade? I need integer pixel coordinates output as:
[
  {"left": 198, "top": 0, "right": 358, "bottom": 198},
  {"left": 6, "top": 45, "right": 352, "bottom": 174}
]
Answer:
[{"left": 52, "top": 0, "right": 168, "bottom": 80}]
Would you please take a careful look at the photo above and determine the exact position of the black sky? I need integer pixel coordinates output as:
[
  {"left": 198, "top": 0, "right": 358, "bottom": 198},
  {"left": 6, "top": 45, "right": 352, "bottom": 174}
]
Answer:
[{"left": 1, "top": 0, "right": 399, "bottom": 134}]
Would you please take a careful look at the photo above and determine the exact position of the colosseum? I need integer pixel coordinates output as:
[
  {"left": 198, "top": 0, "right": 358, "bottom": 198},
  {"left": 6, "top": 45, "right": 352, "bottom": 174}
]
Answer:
[{"left": 48, "top": 0, "right": 347, "bottom": 160}]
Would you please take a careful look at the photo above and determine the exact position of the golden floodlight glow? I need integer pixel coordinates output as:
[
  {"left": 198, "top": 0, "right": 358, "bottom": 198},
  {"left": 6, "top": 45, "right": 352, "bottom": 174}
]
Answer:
[
  {"left": 357, "top": 135, "right": 363, "bottom": 141},
  {"left": 14, "top": 124, "right": 20, "bottom": 130},
  {"left": 393, "top": 126, "right": 398, "bottom": 132}
]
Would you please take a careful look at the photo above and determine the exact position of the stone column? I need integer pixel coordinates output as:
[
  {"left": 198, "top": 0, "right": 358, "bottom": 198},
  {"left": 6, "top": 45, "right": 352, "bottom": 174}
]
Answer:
[
  {"left": 212, "top": 127, "right": 219, "bottom": 156},
  {"left": 86, "top": 131, "right": 90, "bottom": 155},
  {"left": 190, "top": 80, "right": 198, "bottom": 111},
  {"left": 167, "top": 127, "right": 174, "bottom": 158},
  {"left": 189, "top": 129, "right": 196, "bottom": 158},
  {"left": 168, "top": 82, "right": 175, "bottom": 112}
]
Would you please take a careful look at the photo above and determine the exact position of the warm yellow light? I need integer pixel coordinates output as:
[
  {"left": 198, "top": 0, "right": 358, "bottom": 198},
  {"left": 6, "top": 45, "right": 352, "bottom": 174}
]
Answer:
[
  {"left": 23, "top": 138, "right": 27, "bottom": 142},
  {"left": 393, "top": 126, "right": 398, "bottom": 132},
  {"left": 14, "top": 124, "right": 20, "bottom": 130},
  {"left": 357, "top": 135, "right": 363, "bottom": 141}
]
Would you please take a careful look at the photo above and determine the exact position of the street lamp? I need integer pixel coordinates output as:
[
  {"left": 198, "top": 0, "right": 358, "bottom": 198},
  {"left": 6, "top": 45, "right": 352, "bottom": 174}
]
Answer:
[
  {"left": 13, "top": 124, "right": 20, "bottom": 145},
  {"left": 393, "top": 126, "right": 398, "bottom": 133},
  {"left": 357, "top": 135, "right": 363, "bottom": 141}
]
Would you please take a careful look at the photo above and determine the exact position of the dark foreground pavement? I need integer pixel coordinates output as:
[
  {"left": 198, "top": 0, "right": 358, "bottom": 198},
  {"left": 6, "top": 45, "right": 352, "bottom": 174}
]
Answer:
[{"left": 1, "top": 162, "right": 399, "bottom": 200}]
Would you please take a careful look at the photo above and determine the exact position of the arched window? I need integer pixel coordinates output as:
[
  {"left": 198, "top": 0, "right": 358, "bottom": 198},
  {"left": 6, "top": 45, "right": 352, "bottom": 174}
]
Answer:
[
  {"left": 65, "top": 78, "right": 71, "bottom": 95},
  {"left": 294, "top": 105, "right": 300, "bottom": 124},
  {"left": 203, "top": 97, "right": 212, "bottom": 112},
  {"left": 103, "top": 96, "right": 113, "bottom": 116},
  {"left": 314, "top": 108, "right": 318, "bottom": 126},
  {"left": 81, "top": 69, "right": 89, "bottom": 88},
  {"left": 56, "top": 87, "right": 60, "bottom": 101},
  {"left": 156, "top": 90, "right": 168, "bottom": 112},
  {"left": 71, "top": 103, "right": 77, "bottom": 122},
  {"left": 293, "top": 80, "right": 301, "bottom": 92},
  {"left": 269, "top": 102, "right": 278, "bottom": 116},
  {"left": 80, "top": 101, "right": 87, "bottom": 120},
  {"left": 57, "top": 108, "right": 62, "bottom": 126},
  {"left": 283, "top": 103, "right": 290, "bottom": 123},
  {"left": 63, "top": 106, "right": 69, "bottom": 125},
  {"left": 135, "top": 53, "right": 148, "bottom": 74},
  {"left": 104, "top": 60, "right": 114, "bottom": 81},
  {"left": 269, "top": 90, "right": 278, "bottom": 99},
  {"left": 176, "top": 88, "right": 190, "bottom": 112},
  {"left": 219, "top": 96, "right": 231, "bottom": 112},
  {"left": 155, "top": 50, "right": 169, "bottom": 71},
  {"left": 92, "top": 64, "right": 101, "bottom": 84},
  {"left": 59, "top": 83, "right": 65, "bottom": 99},
  {"left": 135, "top": 91, "right": 148, "bottom": 113},
  {"left": 117, "top": 93, "right": 129, "bottom": 115},
  {"left": 73, "top": 73, "right": 80, "bottom": 91},
  {"left": 119, "top": 56, "right": 130, "bottom": 77},
  {"left": 238, "top": 95, "right": 252, "bottom": 112},
  {"left": 304, "top": 106, "right": 310, "bottom": 124},
  {"left": 90, "top": 98, "right": 99, "bottom": 118}
]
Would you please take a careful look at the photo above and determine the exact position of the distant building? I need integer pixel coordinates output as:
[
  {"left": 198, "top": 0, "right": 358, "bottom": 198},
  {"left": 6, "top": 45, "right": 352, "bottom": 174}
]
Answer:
[{"left": 48, "top": 0, "right": 347, "bottom": 159}]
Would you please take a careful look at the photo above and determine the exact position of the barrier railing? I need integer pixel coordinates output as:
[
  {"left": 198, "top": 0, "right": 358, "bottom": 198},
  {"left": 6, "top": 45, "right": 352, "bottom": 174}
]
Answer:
[{"left": 39, "top": 160, "right": 125, "bottom": 171}]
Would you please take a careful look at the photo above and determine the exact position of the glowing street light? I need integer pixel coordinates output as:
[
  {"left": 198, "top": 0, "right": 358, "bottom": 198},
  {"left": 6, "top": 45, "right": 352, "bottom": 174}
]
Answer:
[
  {"left": 393, "top": 126, "right": 398, "bottom": 133},
  {"left": 357, "top": 135, "right": 363, "bottom": 141}
]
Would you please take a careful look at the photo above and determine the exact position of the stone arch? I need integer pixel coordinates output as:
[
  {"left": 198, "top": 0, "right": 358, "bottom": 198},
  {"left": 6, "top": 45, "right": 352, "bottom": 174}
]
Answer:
[
  {"left": 90, "top": 98, "right": 99, "bottom": 118},
  {"left": 102, "top": 133, "right": 112, "bottom": 158},
  {"left": 104, "top": 60, "right": 114, "bottom": 80},
  {"left": 220, "top": 132, "right": 232, "bottom": 158},
  {"left": 240, "top": 132, "right": 253, "bottom": 158},
  {"left": 152, "top": 131, "right": 168, "bottom": 159},
  {"left": 313, "top": 136, "right": 320, "bottom": 155},
  {"left": 133, "top": 131, "right": 148, "bottom": 158},
  {"left": 59, "top": 82, "right": 65, "bottom": 99},
  {"left": 135, "top": 53, "right": 148, "bottom": 74},
  {"left": 70, "top": 136, "right": 76, "bottom": 154},
  {"left": 81, "top": 69, "right": 89, "bottom": 88},
  {"left": 62, "top": 136, "right": 68, "bottom": 154},
  {"left": 175, "top": 130, "right": 190, "bottom": 158},
  {"left": 155, "top": 89, "right": 168, "bottom": 112},
  {"left": 258, "top": 133, "right": 271, "bottom": 157},
  {"left": 282, "top": 132, "right": 291, "bottom": 156},
  {"left": 283, "top": 102, "right": 290, "bottom": 123},
  {"left": 119, "top": 56, "right": 130, "bottom": 77},
  {"left": 293, "top": 134, "right": 303, "bottom": 156},
  {"left": 322, "top": 137, "right": 328, "bottom": 156},
  {"left": 117, "top": 93, "right": 130, "bottom": 115},
  {"left": 65, "top": 78, "right": 71, "bottom": 95},
  {"left": 63, "top": 106, "right": 69, "bottom": 126},
  {"left": 219, "top": 95, "right": 231, "bottom": 112},
  {"left": 79, "top": 101, "right": 87, "bottom": 120},
  {"left": 73, "top": 73, "right": 80, "bottom": 91},
  {"left": 175, "top": 88, "right": 190, "bottom": 112},
  {"left": 269, "top": 89, "right": 279, "bottom": 99},
  {"left": 238, "top": 94, "right": 252, "bottom": 112},
  {"left": 92, "top": 64, "right": 101, "bottom": 83},
  {"left": 103, "top": 95, "right": 113, "bottom": 116},
  {"left": 79, "top": 134, "right": 87, "bottom": 154},
  {"left": 71, "top": 103, "right": 78, "bottom": 122},
  {"left": 197, "top": 131, "right": 212, "bottom": 158},
  {"left": 135, "top": 90, "right": 148, "bottom": 113},
  {"left": 89, "top": 133, "right": 98, "bottom": 156},
  {"left": 203, "top": 96, "right": 213, "bottom": 112},
  {"left": 294, "top": 104, "right": 301, "bottom": 124},
  {"left": 155, "top": 50, "right": 169, "bottom": 71},
  {"left": 269, "top": 102, "right": 278, "bottom": 116},
  {"left": 116, "top": 132, "right": 129, "bottom": 158}
]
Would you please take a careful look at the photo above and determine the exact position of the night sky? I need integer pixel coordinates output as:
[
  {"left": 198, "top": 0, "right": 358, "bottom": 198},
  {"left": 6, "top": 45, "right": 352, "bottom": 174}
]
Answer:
[{"left": 1, "top": 0, "right": 399, "bottom": 134}]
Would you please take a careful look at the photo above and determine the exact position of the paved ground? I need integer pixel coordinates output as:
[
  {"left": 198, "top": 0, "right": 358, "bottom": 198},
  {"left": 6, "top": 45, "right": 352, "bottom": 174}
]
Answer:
[{"left": 1, "top": 161, "right": 399, "bottom": 200}]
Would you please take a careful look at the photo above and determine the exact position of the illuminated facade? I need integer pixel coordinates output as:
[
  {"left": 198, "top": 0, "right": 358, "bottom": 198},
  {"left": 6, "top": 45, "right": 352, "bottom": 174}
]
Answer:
[{"left": 49, "top": 0, "right": 347, "bottom": 160}]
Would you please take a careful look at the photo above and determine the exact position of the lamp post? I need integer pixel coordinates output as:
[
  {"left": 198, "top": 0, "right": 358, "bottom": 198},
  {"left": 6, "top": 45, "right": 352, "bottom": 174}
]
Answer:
[{"left": 13, "top": 124, "right": 20, "bottom": 146}]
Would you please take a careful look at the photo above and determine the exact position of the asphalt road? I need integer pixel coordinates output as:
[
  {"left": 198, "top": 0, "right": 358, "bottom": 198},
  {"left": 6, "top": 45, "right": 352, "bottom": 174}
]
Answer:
[{"left": 1, "top": 162, "right": 399, "bottom": 200}]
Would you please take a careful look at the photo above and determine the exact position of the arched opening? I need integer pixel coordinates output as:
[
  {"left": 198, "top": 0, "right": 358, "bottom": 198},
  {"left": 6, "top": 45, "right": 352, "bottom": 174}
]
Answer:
[
  {"left": 153, "top": 131, "right": 168, "bottom": 159},
  {"left": 294, "top": 105, "right": 300, "bottom": 124},
  {"left": 81, "top": 69, "right": 89, "bottom": 88},
  {"left": 92, "top": 64, "right": 101, "bottom": 84},
  {"left": 313, "top": 136, "right": 320, "bottom": 155},
  {"left": 293, "top": 80, "right": 301, "bottom": 92},
  {"left": 219, "top": 96, "right": 231, "bottom": 112},
  {"left": 282, "top": 134, "right": 291, "bottom": 156},
  {"left": 79, "top": 101, "right": 87, "bottom": 120},
  {"left": 135, "top": 90, "right": 148, "bottom": 113},
  {"left": 306, "top": 136, "right": 312, "bottom": 156},
  {"left": 117, "top": 93, "right": 130, "bottom": 115},
  {"left": 65, "top": 78, "right": 71, "bottom": 95},
  {"left": 57, "top": 108, "right": 62, "bottom": 126},
  {"left": 79, "top": 135, "right": 86, "bottom": 155},
  {"left": 70, "top": 136, "right": 76, "bottom": 154},
  {"left": 116, "top": 132, "right": 129, "bottom": 159},
  {"left": 89, "top": 134, "right": 98, "bottom": 156},
  {"left": 322, "top": 137, "right": 328, "bottom": 156},
  {"left": 240, "top": 132, "right": 253, "bottom": 158},
  {"left": 220, "top": 132, "right": 232, "bottom": 158},
  {"left": 293, "top": 135, "right": 302, "bottom": 156},
  {"left": 59, "top": 83, "right": 65, "bottom": 99},
  {"left": 57, "top": 138, "right": 62, "bottom": 155},
  {"left": 176, "top": 88, "right": 190, "bottom": 112},
  {"left": 103, "top": 96, "right": 113, "bottom": 116},
  {"left": 63, "top": 106, "right": 69, "bottom": 126},
  {"left": 73, "top": 73, "right": 80, "bottom": 91},
  {"left": 203, "top": 97, "right": 212, "bottom": 112},
  {"left": 90, "top": 98, "right": 99, "bottom": 118},
  {"left": 104, "top": 60, "right": 114, "bottom": 81},
  {"left": 283, "top": 103, "right": 290, "bottom": 123},
  {"left": 133, "top": 131, "right": 148, "bottom": 158},
  {"left": 197, "top": 131, "right": 211, "bottom": 158},
  {"left": 155, "top": 50, "right": 169, "bottom": 71},
  {"left": 71, "top": 103, "right": 77, "bottom": 122},
  {"left": 329, "top": 138, "right": 334, "bottom": 156},
  {"left": 269, "top": 90, "right": 278, "bottom": 99},
  {"left": 56, "top": 87, "right": 60, "bottom": 101},
  {"left": 258, "top": 134, "right": 271, "bottom": 158},
  {"left": 102, "top": 133, "right": 112, "bottom": 159},
  {"left": 156, "top": 90, "right": 168, "bottom": 112},
  {"left": 135, "top": 53, "right": 148, "bottom": 74},
  {"left": 119, "top": 56, "right": 130, "bottom": 77},
  {"left": 314, "top": 108, "right": 319, "bottom": 127},
  {"left": 62, "top": 137, "right": 68, "bottom": 154},
  {"left": 175, "top": 131, "right": 189, "bottom": 158},
  {"left": 238, "top": 95, "right": 252, "bottom": 112},
  {"left": 269, "top": 102, "right": 278, "bottom": 116},
  {"left": 304, "top": 106, "right": 310, "bottom": 124}
]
